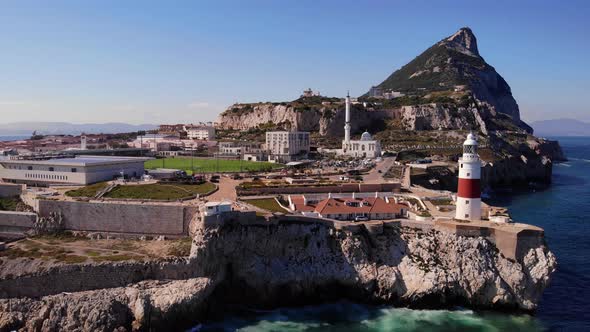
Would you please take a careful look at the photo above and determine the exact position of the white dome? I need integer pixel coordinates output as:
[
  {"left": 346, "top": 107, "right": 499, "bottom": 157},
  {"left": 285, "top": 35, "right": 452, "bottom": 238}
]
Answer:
[
  {"left": 360, "top": 131, "right": 372, "bottom": 141},
  {"left": 464, "top": 132, "right": 478, "bottom": 146}
]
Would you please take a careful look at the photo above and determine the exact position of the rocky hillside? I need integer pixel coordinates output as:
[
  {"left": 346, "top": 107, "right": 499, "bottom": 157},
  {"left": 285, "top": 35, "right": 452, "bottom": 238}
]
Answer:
[
  {"left": 372, "top": 27, "right": 528, "bottom": 129},
  {"left": 217, "top": 97, "right": 390, "bottom": 137},
  {"left": 218, "top": 28, "right": 535, "bottom": 137}
]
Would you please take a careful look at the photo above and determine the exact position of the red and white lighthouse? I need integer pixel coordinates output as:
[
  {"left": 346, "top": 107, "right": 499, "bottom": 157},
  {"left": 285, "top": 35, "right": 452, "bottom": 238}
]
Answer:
[{"left": 456, "top": 132, "right": 482, "bottom": 221}]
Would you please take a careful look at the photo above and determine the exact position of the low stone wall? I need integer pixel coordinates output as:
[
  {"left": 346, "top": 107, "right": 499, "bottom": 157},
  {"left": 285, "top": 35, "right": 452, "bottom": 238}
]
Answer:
[
  {"left": 0, "top": 183, "right": 22, "bottom": 197},
  {"left": 0, "top": 211, "right": 36, "bottom": 238},
  {"left": 401, "top": 219, "right": 434, "bottom": 232},
  {"left": 238, "top": 183, "right": 401, "bottom": 196},
  {"left": 0, "top": 258, "right": 199, "bottom": 299},
  {"left": 37, "top": 199, "right": 197, "bottom": 237}
]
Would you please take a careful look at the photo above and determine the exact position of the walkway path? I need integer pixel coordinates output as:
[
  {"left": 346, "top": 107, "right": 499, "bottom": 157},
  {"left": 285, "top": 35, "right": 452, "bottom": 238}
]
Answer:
[
  {"left": 206, "top": 178, "right": 239, "bottom": 202},
  {"left": 363, "top": 157, "right": 396, "bottom": 184}
]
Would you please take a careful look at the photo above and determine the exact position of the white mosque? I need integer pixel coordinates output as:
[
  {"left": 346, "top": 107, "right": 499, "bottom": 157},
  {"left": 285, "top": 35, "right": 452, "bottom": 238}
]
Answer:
[{"left": 338, "top": 93, "right": 382, "bottom": 158}]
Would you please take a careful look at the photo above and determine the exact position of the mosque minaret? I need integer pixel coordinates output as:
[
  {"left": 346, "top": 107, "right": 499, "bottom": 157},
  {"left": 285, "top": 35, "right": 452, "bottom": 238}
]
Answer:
[
  {"left": 339, "top": 92, "right": 381, "bottom": 158},
  {"left": 344, "top": 92, "right": 351, "bottom": 144}
]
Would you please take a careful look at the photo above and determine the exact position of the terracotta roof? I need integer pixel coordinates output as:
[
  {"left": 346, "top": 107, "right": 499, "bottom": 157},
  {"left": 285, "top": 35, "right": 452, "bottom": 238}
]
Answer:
[
  {"left": 290, "top": 195, "right": 316, "bottom": 212},
  {"left": 314, "top": 197, "right": 406, "bottom": 215},
  {"left": 290, "top": 195, "right": 408, "bottom": 217}
]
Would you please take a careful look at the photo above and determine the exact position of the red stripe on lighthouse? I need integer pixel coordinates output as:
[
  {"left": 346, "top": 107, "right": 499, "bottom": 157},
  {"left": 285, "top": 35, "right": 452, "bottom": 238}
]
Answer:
[{"left": 458, "top": 178, "right": 480, "bottom": 198}]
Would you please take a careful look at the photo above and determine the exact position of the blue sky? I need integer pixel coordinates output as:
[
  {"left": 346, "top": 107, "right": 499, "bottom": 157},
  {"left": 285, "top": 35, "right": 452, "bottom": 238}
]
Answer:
[{"left": 1, "top": 0, "right": 588, "bottom": 125}]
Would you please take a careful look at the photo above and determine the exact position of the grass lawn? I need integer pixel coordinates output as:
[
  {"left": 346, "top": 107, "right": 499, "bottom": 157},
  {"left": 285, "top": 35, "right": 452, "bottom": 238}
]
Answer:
[
  {"left": 145, "top": 157, "right": 282, "bottom": 174},
  {"left": 429, "top": 198, "right": 453, "bottom": 206},
  {"left": 244, "top": 198, "right": 288, "bottom": 213},
  {"left": 384, "top": 165, "right": 403, "bottom": 179},
  {"left": 65, "top": 182, "right": 109, "bottom": 198},
  {"left": 104, "top": 182, "right": 216, "bottom": 200},
  {"left": 0, "top": 197, "right": 21, "bottom": 211}
]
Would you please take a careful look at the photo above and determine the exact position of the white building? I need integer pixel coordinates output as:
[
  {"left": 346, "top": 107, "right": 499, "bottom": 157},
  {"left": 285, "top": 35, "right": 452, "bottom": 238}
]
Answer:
[
  {"left": 204, "top": 201, "right": 232, "bottom": 216},
  {"left": 185, "top": 125, "right": 215, "bottom": 141},
  {"left": 266, "top": 131, "right": 310, "bottom": 163},
  {"left": 216, "top": 141, "right": 266, "bottom": 161},
  {"left": 339, "top": 93, "right": 382, "bottom": 158},
  {"left": 455, "top": 132, "right": 482, "bottom": 221},
  {"left": 301, "top": 88, "right": 321, "bottom": 98},
  {"left": 0, "top": 156, "right": 150, "bottom": 186},
  {"left": 217, "top": 141, "right": 261, "bottom": 156}
]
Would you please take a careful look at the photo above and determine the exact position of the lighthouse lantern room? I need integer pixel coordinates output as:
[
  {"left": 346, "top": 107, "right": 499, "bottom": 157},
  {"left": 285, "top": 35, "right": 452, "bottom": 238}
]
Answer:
[{"left": 455, "top": 132, "right": 482, "bottom": 221}]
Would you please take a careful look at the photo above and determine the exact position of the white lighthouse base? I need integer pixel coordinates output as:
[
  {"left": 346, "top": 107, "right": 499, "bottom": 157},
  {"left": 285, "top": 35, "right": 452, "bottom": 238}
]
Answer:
[{"left": 455, "top": 197, "right": 482, "bottom": 221}]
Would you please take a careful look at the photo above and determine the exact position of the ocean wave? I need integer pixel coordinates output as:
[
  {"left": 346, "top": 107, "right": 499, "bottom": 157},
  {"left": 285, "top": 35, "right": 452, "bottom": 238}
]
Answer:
[
  {"left": 196, "top": 303, "right": 542, "bottom": 332},
  {"left": 567, "top": 158, "right": 590, "bottom": 162}
]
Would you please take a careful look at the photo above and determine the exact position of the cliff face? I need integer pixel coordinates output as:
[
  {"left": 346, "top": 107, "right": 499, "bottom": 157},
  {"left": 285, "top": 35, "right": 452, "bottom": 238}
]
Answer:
[
  {"left": 0, "top": 220, "right": 556, "bottom": 331},
  {"left": 217, "top": 100, "right": 520, "bottom": 137},
  {"left": 218, "top": 102, "right": 391, "bottom": 137},
  {"left": 190, "top": 221, "right": 556, "bottom": 311}
]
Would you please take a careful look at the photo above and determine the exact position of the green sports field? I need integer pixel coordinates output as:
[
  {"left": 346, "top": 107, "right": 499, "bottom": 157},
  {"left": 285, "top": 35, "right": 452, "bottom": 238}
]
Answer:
[{"left": 145, "top": 157, "right": 282, "bottom": 174}]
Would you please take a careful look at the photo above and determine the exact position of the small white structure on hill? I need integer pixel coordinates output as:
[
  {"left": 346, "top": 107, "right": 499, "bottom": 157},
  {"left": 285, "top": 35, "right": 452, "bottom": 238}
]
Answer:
[
  {"left": 204, "top": 201, "right": 232, "bottom": 216},
  {"left": 339, "top": 93, "right": 381, "bottom": 158}
]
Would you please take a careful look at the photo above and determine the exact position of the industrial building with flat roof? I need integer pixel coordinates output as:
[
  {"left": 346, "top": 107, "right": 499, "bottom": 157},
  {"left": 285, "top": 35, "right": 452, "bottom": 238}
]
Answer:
[{"left": 0, "top": 155, "right": 150, "bottom": 186}]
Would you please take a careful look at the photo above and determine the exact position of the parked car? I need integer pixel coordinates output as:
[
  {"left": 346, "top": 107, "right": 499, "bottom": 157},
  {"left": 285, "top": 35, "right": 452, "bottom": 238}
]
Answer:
[{"left": 210, "top": 175, "right": 220, "bottom": 183}]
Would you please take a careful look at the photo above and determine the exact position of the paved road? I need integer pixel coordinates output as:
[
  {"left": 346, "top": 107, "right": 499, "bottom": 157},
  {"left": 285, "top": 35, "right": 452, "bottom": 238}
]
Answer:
[
  {"left": 363, "top": 157, "right": 397, "bottom": 184},
  {"left": 206, "top": 178, "right": 239, "bottom": 202}
]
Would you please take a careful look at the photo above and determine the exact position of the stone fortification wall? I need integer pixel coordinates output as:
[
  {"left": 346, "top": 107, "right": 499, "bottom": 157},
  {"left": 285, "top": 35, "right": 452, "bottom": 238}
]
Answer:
[
  {"left": 0, "top": 211, "right": 36, "bottom": 237},
  {"left": 0, "top": 183, "right": 22, "bottom": 197},
  {"left": 0, "top": 258, "right": 198, "bottom": 299},
  {"left": 434, "top": 221, "right": 544, "bottom": 260},
  {"left": 37, "top": 200, "right": 195, "bottom": 236},
  {"left": 19, "top": 192, "right": 39, "bottom": 211}
]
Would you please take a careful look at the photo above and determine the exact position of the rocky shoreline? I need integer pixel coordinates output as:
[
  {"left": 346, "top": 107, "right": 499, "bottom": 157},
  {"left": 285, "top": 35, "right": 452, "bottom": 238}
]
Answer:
[{"left": 0, "top": 220, "right": 556, "bottom": 331}]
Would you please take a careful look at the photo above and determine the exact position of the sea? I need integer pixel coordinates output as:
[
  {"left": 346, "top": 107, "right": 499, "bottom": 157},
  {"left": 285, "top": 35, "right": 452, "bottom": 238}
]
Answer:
[
  {"left": 0, "top": 135, "right": 28, "bottom": 142},
  {"left": 194, "top": 136, "right": 590, "bottom": 332}
]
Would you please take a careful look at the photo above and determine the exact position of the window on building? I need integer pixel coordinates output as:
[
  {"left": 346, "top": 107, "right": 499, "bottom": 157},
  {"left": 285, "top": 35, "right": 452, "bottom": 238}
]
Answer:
[
  {"left": 465, "top": 214, "right": 469, "bottom": 218},
  {"left": 467, "top": 172, "right": 470, "bottom": 176},
  {"left": 49, "top": 167, "right": 54, "bottom": 172},
  {"left": 71, "top": 168, "right": 77, "bottom": 173},
  {"left": 460, "top": 164, "right": 463, "bottom": 168},
  {"left": 466, "top": 200, "right": 470, "bottom": 204},
  {"left": 28, "top": 166, "right": 33, "bottom": 170}
]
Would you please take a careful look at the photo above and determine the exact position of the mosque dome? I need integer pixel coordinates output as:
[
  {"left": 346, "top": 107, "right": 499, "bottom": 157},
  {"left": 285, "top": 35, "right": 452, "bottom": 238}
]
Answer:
[{"left": 360, "top": 131, "right": 372, "bottom": 141}]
